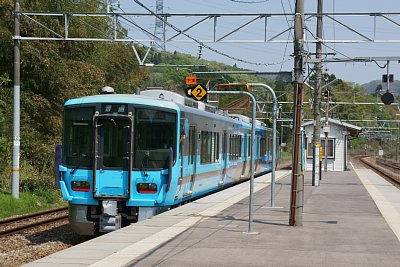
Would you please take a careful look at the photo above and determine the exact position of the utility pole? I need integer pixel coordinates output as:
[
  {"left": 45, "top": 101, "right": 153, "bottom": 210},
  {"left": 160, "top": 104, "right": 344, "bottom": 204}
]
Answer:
[
  {"left": 12, "top": 0, "right": 21, "bottom": 199},
  {"left": 289, "top": 0, "right": 304, "bottom": 226},
  {"left": 312, "top": 0, "right": 323, "bottom": 186}
]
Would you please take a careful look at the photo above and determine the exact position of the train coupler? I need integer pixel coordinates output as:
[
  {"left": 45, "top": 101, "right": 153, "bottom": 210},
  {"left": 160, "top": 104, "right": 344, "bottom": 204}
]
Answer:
[{"left": 99, "top": 200, "right": 121, "bottom": 233}]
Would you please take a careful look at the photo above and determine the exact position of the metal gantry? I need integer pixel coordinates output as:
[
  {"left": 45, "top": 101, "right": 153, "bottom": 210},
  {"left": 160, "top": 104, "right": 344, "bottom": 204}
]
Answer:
[{"left": 15, "top": 11, "right": 400, "bottom": 44}]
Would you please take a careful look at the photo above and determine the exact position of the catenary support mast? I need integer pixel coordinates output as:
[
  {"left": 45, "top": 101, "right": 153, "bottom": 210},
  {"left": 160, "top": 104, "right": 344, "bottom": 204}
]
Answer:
[
  {"left": 312, "top": 0, "right": 323, "bottom": 186},
  {"left": 12, "top": 0, "right": 21, "bottom": 199},
  {"left": 289, "top": 0, "right": 305, "bottom": 226}
]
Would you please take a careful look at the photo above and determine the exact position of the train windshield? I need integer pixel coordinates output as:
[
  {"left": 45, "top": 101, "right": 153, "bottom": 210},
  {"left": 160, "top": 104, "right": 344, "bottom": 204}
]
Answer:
[
  {"left": 63, "top": 107, "right": 94, "bottom": 168},
  {"left": 134, "top": 108, "right": 177, "bottom": 169}
]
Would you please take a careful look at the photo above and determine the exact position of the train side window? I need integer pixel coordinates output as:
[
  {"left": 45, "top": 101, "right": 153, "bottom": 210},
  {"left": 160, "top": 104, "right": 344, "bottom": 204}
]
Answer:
[
  {"left": 222, "top": 132, "right": 227, "bottom": 157},
  {"left": 229, "top": 134, "right": 233, "bottom": 160},
  {"left": 248, "top": 136, "right": 251, "bottom": 157},
  {"left": 239, "top": 135, "right": 243, "bottom": 159},
  {"left": 188, "top": 126, "right": 196, "bottom": 165},
  {"left": 214, "top": 132, "right": 220, "bottom": 161},
  {"left": 229, "top": 134, "right": 243, "bottom": 160},
  {"left": 260, "top": 138, "right": 267, "bottom": 157},
  {"left": 200, "top": 131, "right": 219, "bottom": 164}
]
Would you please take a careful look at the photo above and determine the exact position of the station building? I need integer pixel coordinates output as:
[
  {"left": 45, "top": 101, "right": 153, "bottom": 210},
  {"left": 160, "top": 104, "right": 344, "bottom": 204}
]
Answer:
[{"left": 303, "top": 118, "right": 362, "bottom": 171}]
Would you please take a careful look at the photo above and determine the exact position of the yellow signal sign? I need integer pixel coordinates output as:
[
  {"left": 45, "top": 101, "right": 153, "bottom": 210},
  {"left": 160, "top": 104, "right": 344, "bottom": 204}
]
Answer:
[
  {"left": 186, "top": 84, "right": 207, "bottom": 101},
  {"left": 319, "top": 146, "right": 323, "bottom": 161}
]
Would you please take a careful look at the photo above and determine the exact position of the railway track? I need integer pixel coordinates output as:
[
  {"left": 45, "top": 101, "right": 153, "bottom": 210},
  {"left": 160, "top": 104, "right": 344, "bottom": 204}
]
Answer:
[
  {"left": 354, "top": 155, "right": 400, "bottom": 187},
  {"left": 376, "top": 158, "right": 400, "bottom": 171},
  {"left": 0, "top": 207, "right": 68, "bottom": 238}
]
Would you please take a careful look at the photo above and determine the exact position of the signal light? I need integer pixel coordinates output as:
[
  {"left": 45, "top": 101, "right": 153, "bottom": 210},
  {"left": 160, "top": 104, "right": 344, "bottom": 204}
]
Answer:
[
  {"left": 71, "top": 181, "right": 90, "bottom": 192},
  {"left": 137, "top": 183, "right": 158, "bottom": 194}
]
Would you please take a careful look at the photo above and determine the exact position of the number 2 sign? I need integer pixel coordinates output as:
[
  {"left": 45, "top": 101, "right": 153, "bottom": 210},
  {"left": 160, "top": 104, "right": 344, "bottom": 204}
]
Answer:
[{"left": 185, "top": 84, "right": 207, "bottom": 101}]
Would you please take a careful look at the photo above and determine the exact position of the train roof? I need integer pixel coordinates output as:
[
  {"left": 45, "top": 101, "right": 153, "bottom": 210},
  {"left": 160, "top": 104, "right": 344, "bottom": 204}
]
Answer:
[
  {"left": 65, "top": 89, "right": 266, "bottom": 129},
  {"left": 140, "top": 90, "right": 265, "bottom": 128},
  {"left": 64, "top": 93, "right": 180, "bottom": 111}
]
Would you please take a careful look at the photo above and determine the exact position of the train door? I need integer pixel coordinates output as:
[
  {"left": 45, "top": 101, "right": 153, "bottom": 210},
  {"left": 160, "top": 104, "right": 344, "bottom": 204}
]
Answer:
[
  {"left": 93, "top": 116, "right": 132, "bottom": 199},
  {"left": 187, "top": 125, "right": 197, "bottom": 193}
]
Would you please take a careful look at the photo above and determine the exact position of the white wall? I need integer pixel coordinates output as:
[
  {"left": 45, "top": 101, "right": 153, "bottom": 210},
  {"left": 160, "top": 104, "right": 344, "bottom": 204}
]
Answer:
[{"left": 304, "top": 123, "right": 347, "bottom": 171}]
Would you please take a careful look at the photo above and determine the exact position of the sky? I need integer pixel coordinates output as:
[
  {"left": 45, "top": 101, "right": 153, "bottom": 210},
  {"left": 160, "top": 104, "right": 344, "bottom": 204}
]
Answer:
[{"left": 117, "top": 0, "right": 400, "bottom": 86}]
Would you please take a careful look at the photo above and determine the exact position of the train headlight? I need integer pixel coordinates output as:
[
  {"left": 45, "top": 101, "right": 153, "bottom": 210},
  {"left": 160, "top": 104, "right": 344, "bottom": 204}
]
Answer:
[
  {"left": 137, "top": 183, "right": 158, "bottom": 194},
  {"left": 71, "top": 181, "right": 90, "bottom": 192}
]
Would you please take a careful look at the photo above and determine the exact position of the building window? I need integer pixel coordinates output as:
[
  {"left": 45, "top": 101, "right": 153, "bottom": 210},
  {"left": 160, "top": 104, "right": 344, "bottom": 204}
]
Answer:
[
  {"left": 200, "top": 131, "right": 219, "bottom": 164},
  {"left": 260, "top": 137, "right": 267, "bottom": 157},
  {"left": 306, "top": 138, "right": 335, "bottom": 159}
]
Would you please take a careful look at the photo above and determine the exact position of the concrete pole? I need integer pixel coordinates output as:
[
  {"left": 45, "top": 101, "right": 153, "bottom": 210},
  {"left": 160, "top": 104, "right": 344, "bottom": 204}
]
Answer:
[
  {"left": 12, "top": 0, "right": 21, "bottom": 199},
  {"left": 289, "top": 0, "right": 304, "bottom": 226},
  {"left": 312, "top": 0, "right": 323, "bottom": 186}
]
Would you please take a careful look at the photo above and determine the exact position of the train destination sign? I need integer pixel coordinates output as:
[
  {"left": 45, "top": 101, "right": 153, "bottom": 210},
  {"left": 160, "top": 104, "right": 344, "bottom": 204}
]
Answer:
[
  {"left": 185, "top": 75, "right": 197, "bottom": 85},
  {"left": 185, "top": 84, "right": 207, "bottom": 101}
]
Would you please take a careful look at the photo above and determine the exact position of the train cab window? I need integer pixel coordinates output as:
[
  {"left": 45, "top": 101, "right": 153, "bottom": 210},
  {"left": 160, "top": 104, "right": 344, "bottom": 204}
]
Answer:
[
  {"left": 134, "top": 108, "right": 177, "bottom": 169},
  {"left": 102, "top": 119, "right": 130, "bottom": 168},
  {"left": 64, "top": 107, "right": 94, "bottom": 168}
]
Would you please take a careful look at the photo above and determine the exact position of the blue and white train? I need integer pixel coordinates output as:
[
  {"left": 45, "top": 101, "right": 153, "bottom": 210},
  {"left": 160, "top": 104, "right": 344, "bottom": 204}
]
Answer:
[{"left": 56, "top": 89, "right": 277, "bottom": 235}]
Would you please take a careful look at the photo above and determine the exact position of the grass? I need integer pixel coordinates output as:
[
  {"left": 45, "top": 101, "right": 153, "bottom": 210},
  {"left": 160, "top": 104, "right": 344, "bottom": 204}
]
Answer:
[{"left": 0, "top": 190, "right": 66, "bottom": 219}]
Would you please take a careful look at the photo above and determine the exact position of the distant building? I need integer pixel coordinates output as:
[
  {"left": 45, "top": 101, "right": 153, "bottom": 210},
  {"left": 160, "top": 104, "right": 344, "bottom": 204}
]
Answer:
[{"left": 303, "top": 118, "right": 362, "bottom": 171}]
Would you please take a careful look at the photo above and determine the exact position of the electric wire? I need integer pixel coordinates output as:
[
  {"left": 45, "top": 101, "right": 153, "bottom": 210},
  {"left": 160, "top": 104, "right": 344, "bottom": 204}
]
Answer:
[
  {"left": 116, "top": 7, "right": 210, "bottom": 60},
  {"left": 305, "top": 27, "right": 352, "bottom": 60},
  {"left": 277, "top": 0, "right": 294, "bottom": 73},
  {"left": 132, "top": 0, "right": 290, "bottom": 68}
]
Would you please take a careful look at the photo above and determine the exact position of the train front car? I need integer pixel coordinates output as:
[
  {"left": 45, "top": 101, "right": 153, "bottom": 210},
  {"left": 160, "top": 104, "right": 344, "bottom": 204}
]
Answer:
[
  {"left": 57, "top": 90, "right": 278, "bottom": 235},
  {"left": 58, "top": 94, "right": 181, "bottom": 235}
]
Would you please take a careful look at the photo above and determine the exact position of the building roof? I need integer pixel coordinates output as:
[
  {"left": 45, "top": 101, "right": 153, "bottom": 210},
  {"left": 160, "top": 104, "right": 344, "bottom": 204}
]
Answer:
[{"left": 303, "top": 118, "right": 362, "bottom": 137}]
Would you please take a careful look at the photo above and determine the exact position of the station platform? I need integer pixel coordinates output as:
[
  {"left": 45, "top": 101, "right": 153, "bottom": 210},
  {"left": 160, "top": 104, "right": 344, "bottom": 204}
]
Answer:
[{"left": 26, "top": 164, "right": 400, "bottom": 266}]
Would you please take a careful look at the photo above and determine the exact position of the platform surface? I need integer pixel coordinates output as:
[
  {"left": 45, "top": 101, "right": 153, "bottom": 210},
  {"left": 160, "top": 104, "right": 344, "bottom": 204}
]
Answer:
[{"left": 26, "top": 164, "right": 400, "bottom": 267}]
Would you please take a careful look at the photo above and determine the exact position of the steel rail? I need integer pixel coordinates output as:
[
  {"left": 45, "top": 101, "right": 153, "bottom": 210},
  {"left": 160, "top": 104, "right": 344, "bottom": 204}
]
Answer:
[
  {"left": 358, "top": 156, "right": 400, "bottom": 186},
  {"left": 0, "top": 207, "right": 68, "bottom": 237},
  {"left": 0, "top": 207, "right": 67, "bottom": 225}
]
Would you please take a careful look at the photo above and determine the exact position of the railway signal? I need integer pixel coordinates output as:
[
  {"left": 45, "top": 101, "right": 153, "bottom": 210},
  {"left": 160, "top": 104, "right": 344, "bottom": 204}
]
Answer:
[{"left": 381, "top": 92, "right": 394, "bottom": 105}]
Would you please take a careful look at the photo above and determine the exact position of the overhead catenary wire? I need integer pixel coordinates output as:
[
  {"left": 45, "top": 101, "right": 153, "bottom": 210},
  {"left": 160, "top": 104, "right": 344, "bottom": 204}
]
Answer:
[
  {"left": 278, "top": 0, "right": 294, "bottom": 72},
  {"left": 132, "top": 0, "right": 290, "bottom": 68}
]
